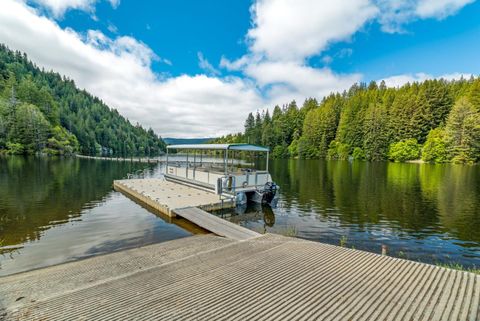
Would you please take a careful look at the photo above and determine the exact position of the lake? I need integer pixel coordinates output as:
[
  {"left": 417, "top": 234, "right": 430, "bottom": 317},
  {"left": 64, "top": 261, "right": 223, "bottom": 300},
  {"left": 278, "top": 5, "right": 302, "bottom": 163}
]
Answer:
[
  {"left": 221, "top": 159, "right": 480, "bottom": 268},
  {"left": 0, "top": 156, "right": 479, "bottom": 275}
]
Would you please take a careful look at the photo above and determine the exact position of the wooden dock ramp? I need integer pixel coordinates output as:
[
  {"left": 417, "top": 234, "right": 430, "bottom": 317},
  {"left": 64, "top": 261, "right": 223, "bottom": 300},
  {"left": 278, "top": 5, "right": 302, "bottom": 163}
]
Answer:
[
  {"left": 174, "top": 207, "right": 259, "bottom": 240},
  {"left": 1, "top": 234, "right": 479, "bottom": 320}
]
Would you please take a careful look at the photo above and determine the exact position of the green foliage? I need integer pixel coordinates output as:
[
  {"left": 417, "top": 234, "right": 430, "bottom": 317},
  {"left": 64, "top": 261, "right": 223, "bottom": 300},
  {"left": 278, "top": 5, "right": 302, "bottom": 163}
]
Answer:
[
  {"left": 444, "top": 97, "right": 480, "bottom": 164},
  {"left": 362, "top": 103, "right": 389, "bottom": 160},
  {"left": 299, "top": 96, "right": 340, "bottom": 158},
  {"left": 422, "top": 128, "right": 449, "bottom": 163},
  {"left": 272, "top": 144, "right": 289, "bottom": 158},
  {"left": 388, "top": 139, "right": 421, "bottom": 162},
  {"left": 339, "top": 235, "right": 348, "bottom": 247},
  {"left": 198, "top": 72, "right": 480, "bottom": 164},
  {"left": 436, "top": 263, "right": 480, "bottom": 275},
  {"left": 45, "top": 126, "right": 79, "bottom": 155},
  {"left": 12, "top": 103, "right": 51, "bottom": 153},
  {"left": 327, "top": 141, "right": 350, "bottom": 160},
  {"left": 277, "top": 225, "right": 298, "bottom": 237},
  {"left": 6, "top": 142, "right": 24, "bottom": 154},
  {"left": 288, "top": 138, "right": 299, "bottom": 158},
  {"left": 352, "top": 147, "right": 365, "bottom": 160},
  {"left": 0, "top": 45, "right": 165, "bottom": 156}
]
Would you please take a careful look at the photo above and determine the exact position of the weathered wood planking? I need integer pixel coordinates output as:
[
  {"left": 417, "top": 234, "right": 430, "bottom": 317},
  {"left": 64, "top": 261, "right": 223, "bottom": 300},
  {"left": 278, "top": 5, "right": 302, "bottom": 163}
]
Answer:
[
  {"left": 1, "top": 234, "right": 478, "bottom": 321},
  {"left": 174, "top": 207, "right": 260, "bottom": 240}
]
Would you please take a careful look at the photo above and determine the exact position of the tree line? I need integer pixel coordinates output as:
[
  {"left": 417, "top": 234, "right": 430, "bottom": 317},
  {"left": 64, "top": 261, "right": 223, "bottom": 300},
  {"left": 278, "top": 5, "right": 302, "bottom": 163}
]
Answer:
[
  {"left": 0, "top": 44, "right": 165, "bottom": 156},
  {"left": 212, "top": 77, "right": 480, "bottom": 163}
]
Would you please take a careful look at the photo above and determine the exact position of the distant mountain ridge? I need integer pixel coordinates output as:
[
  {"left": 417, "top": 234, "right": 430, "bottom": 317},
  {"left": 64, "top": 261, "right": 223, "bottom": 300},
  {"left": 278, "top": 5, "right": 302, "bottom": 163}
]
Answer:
[{"left": 164, "top": 138, "right": 213, "bottom": 145}]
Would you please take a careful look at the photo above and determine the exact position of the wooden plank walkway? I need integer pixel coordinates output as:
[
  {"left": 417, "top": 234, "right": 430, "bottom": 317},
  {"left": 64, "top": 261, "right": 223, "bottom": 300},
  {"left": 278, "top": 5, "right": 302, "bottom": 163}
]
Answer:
[
  {"left": 174, "top": 207, "right": 260, "bottom": 240},
  {"left": 114, "top": 179, "right": 234, "bottom": 217},
  {"left": 1, "top": 234, "right": 479, "bottom": 321}
]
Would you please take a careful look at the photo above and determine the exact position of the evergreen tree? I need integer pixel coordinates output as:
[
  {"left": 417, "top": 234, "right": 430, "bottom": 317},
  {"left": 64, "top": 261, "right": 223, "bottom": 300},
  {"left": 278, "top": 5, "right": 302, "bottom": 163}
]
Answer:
[
  {"left": 213, "top": 77, "right": 480, "bottom": 163},
  {"left": 445, "top": 97, "right": 480, "bottom": 163},
  {"left": 244, "top": 112, "right": 255, "bottom": 144},
  {"left": 424, "top": 79, "right": 453, "bottom": 127},
  {"left": 422, "top": 128, "right": 449, "bottom": 163},
  {"left": 300, "top": 97, "right": 339, "bottom": 158},
  {"left": 362, "top": 103, "right": 389, "bottom": 160},
  {"left": 254, "top": 111, "right": 263, "bottom": 145},
  {"left": 0, "top": 44, "right": 165, "bottom": 156},
  {"left": 467, "top": 78, "right": 480, "bottom": 111}
]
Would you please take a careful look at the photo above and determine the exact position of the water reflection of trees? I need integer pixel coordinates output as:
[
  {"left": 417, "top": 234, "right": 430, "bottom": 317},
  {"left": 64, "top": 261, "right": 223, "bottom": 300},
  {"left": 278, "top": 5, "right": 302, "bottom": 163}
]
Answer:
[
  {"left": 269, "top": 159, "right": 480, "bottom": 243},
  {"left": 0, "top": 157, "right": 148, "bottom": 248}
]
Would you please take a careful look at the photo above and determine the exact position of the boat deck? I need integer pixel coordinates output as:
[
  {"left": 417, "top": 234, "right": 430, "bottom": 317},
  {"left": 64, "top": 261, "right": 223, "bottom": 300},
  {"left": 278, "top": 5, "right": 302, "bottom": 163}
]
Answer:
[{"left": 1, "top": 234, "right": 478, "bottom": 321}]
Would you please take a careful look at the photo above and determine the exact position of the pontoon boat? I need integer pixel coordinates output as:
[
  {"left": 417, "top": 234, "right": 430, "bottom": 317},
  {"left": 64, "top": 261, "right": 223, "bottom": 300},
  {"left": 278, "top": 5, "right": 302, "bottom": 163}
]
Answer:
[{"left": 165, "top": 144, "right": 278, "bottom": 205}]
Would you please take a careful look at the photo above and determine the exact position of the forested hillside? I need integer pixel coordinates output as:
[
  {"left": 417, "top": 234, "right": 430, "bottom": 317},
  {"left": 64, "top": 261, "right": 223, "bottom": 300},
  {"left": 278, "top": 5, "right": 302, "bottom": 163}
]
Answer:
[
  {"left": 212, "top": 78, "right": 480, "bottom": 163},
  {"left": 0, "top": 45, "right": 165, "bottom": 156}
]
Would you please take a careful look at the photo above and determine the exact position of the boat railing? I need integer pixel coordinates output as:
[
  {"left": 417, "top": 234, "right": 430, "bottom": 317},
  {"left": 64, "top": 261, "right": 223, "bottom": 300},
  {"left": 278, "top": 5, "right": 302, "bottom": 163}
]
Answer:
[{"left": 166, "top": 164, "right": 271, "bottom": 193}]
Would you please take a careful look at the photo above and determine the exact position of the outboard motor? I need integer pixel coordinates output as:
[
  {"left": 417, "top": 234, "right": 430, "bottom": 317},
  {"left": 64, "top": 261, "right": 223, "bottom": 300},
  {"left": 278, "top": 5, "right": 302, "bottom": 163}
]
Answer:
[{"left": 262, "top": 182, "right": 278, "bottom": 204}]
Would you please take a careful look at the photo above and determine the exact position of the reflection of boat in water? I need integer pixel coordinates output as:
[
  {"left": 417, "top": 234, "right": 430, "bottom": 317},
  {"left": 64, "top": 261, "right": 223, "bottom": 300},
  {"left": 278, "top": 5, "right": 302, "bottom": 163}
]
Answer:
[
  {"left": 227, "top": 202, "right": 276, "bottom": 228},
  {"left": 165, "top": 144, "right": 278, "bottom": 205}
]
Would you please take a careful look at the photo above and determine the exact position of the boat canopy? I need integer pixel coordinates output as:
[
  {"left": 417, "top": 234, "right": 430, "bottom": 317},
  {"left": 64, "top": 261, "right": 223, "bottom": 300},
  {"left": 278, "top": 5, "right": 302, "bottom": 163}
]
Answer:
[{"left": 167, "top": 143, "right": 269, "bottom": 152}]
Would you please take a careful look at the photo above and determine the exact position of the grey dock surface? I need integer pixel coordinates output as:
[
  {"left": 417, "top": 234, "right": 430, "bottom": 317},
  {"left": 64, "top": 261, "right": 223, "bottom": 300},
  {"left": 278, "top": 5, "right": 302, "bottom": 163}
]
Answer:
[
  {"left": 1, "top": 234, "right": 479, "bottom": 321},
  {"left": 113, "top": 178, "right": 234, "bottom": 217}
]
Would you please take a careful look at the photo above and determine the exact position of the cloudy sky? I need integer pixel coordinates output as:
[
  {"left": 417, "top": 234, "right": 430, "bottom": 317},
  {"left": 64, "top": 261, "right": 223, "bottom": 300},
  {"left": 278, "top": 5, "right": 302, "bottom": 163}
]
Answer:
[{"left": 0, "top": 0, "right": 479, "bottom": 138}]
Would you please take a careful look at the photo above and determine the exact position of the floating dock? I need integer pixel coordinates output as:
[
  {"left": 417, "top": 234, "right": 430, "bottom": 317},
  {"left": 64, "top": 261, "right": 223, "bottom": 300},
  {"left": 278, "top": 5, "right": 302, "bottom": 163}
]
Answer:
[
  {"left": 114, "top": 178, "right": 256, "bottom": 240},
  {"left": 113, "top": 178, "right": 234, "bottom": 217},
  {"left": 1, "top": 234, "right": 479, "bottom": 320}
]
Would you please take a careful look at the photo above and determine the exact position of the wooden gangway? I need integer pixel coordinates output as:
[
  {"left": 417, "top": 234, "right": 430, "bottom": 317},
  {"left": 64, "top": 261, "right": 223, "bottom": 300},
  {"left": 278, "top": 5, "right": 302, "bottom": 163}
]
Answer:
[
  {"left": 1, "top": 234, "right": 478, "bottom": 320},
  {"left": 175, "top": 207, "right": 259, "bottom": 240}
]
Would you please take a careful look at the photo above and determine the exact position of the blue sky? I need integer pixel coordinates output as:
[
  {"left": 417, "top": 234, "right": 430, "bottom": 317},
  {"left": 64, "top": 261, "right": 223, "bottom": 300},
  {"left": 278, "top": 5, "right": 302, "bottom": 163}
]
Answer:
[
  {"left": 0, "top": 0, "right": 479, "bottom": 137},
  {"left": 54, "top": 0, "right": 253, "bottom": 77}
]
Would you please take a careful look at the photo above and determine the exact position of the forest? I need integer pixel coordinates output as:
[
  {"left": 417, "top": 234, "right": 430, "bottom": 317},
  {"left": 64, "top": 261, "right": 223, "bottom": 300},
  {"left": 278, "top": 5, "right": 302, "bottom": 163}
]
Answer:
[
  {"left": 212, "top": 77, "right": 480, "bottom": 163},
  {"left": 0, "top": 45, "right": 165, "bottom": 156}
]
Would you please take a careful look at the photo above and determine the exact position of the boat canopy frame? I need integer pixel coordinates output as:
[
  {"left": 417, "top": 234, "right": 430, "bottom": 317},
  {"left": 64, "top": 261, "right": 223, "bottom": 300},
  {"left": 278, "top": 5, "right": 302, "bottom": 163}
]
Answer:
[
  {"left": 166, "top": 143, "right": 270, "bottom": 174},
  {"left": 167, "top": 143, "right": 269, "bottom": 152}
]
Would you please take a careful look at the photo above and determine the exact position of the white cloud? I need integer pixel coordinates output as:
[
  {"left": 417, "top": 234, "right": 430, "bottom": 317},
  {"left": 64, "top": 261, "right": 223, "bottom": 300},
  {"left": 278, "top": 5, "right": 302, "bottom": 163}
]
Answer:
[
  {"left": 245, "top": 61, "right": 361, "bottom": 104},
  {"left": 415, "top": 0, "right": 474, "bottom": 18},
  {"left": 380, "top": 72, "right": 431, "bottom": 87},
  {"left": 197, "top": 52, "right": 220, "bottom": 76},
  {"left": 221, "top": 0, "right": 475, "bottom": 108},
  {"left": 0, "top": 0, "right": 263, "bottom": 137},
  {"left": 220, "top": 54, "right": 256, "bottom": 71},
  {"left": 380, "top": 72, "right": 473, "bottom": 87},
  {"left": 376, "top": 0, "right": 475, "bottom": 32},
  {"left": 107, "top": 22, "right": 117, "bottom": 33},
  {"left": 219, "top": 0, "right": 373, "bottom": 109},
  {"left": 29, "top": 0, "right": 120, "bottom": 18},
  {"left": 247, "top": 0, "right": 378, "bottom": 62},
  {"left": 2, "top": 0, "right": 474, "bottom": 138}
]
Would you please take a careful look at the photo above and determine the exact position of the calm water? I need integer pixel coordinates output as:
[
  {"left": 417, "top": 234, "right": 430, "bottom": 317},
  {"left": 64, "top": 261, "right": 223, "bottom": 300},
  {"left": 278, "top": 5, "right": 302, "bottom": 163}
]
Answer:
[
  {"left": 219, "top": 159, "right": 480, "bottom": 267},
  {"left": 0, "top": 157, "right": 190, "bottom": 276},
  {"left": 1, "top": 157, "right": 479, "bottom": 275}
]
